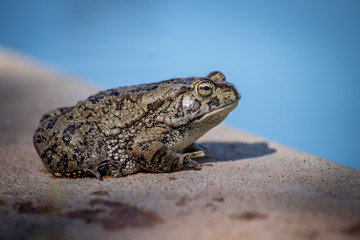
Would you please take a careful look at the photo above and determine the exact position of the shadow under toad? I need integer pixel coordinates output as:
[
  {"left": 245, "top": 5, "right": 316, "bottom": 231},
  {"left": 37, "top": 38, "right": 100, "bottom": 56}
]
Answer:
[{"left": 197, "top": 142, "right": 276, "bottom": 163}]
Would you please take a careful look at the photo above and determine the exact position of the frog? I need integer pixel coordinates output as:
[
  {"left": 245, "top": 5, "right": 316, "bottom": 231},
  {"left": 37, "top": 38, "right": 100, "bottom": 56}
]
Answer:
[{"left": 33, "top": 71, "right": 240, "bottom": 179}]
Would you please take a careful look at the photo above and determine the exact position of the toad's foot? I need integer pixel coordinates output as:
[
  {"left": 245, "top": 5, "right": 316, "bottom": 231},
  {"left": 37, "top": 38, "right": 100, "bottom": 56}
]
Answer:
[{"left": 180, "top": 153, "right": 202, "bottom": 170}]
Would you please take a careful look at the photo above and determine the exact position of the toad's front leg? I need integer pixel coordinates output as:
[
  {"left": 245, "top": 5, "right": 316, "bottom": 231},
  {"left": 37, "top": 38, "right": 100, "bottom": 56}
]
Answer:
[{"left": 130, "top": 139, "right": 202, "bottom": 173}]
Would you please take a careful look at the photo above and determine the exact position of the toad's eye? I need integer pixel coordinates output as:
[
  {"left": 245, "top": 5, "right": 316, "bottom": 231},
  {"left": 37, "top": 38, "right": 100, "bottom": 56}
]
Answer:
[{"left": 196, "top": 81, "right": 214, "bottom": 97}]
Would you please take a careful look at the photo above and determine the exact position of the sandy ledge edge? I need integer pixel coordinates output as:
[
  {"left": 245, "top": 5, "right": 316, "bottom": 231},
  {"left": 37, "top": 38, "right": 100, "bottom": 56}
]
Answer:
[{"left": 0, "top": 47, "right": 359, "bottom": 240}]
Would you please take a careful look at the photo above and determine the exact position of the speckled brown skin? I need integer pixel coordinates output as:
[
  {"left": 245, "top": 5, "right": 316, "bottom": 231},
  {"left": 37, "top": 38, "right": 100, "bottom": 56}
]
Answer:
[{"left": 33, "top": 71, "right": 240, "bottom": 178}]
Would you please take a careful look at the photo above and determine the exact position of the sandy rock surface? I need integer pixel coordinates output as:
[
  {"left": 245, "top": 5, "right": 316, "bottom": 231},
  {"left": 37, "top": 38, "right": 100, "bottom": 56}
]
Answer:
[{"left": 0, "top": 48, "right": 359, "bottom": 240}]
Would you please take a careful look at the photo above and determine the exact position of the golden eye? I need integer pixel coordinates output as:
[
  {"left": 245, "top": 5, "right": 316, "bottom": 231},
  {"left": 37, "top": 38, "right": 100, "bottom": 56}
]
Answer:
[{"left": 196, "top": 81, "right": 214, "bottom": 97}]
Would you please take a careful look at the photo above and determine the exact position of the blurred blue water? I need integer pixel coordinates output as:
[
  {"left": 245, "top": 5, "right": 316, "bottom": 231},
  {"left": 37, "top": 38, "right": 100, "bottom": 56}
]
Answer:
[{"left": 1, "top": 0, "right": 359, "bottom": 169}]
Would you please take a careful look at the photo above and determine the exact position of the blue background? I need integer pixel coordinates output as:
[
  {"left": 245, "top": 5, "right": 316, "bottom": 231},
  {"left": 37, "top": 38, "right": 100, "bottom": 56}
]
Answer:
[{"left": 1, "top": 0, "right": 359, "bottom": 169}]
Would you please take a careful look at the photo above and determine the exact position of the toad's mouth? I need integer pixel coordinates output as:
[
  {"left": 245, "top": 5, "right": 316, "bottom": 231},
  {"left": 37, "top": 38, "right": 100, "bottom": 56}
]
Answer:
[{"left": 192, "top": 101, "right": 238, "bottom": 124}]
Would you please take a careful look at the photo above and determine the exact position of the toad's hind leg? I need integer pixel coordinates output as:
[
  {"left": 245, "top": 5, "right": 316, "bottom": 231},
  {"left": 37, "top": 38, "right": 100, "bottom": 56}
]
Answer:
[
  {"left": 33, "top": 120, "right": 103, "bottom": 178},
  {"left": 94, "top": 158, "right": 140, "bottom": 177}
]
